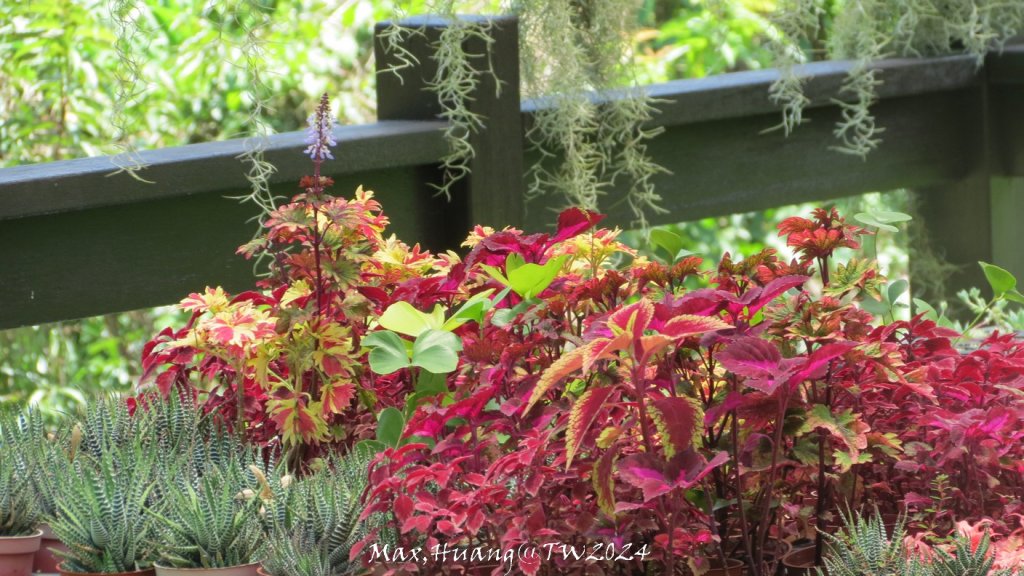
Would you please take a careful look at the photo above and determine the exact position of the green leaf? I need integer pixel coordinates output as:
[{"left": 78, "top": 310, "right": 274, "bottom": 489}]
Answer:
[
  {"left": 379, "top": 302, "right": 445, "bottom": 337},
  {"left": 415, "top": 370, "right": 449, "bottom": 395},
  {"left": 1005, "top": 289, "right": 1024, "bottom": 305},
  {"left": 484, "top": 254, "right": 568, "bottom": 300},
  {"left": 913, "top": 298, "right": 939, "bottom": 321},
  {"left": 887, "top": 278, "right": 908, "bottom": 304},
  {"left": 442, "top": 289, "right": 499, "bottom": 331},
  {"left": 509, "top": 255, "right": 567, "bottom": 299},
  {"left": 650, "top": 229, "right": 685, "bottom": 262},
  {"left": 855, "top": 209, "right": 912, "bottom": 233},
  {"left": 355, "top": 439, "right": 386, "bottom": 454},
  {"left": 980, "top": 261, "right": 1017, "bottom": 297},
  {"left": 363, "top": 330, "right": 411, "bottom": 374},
  {"left": 376, "top": 407, "right": 405, "bottom": 448},
  {"left": 410, "top": 329, "right": 463, "bottom": 374}
]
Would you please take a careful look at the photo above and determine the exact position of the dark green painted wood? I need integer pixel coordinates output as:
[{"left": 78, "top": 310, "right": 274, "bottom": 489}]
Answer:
[
  {"left": 0, "top": 121, "right": 447, "bottom": 221},
  {"left": 0, "top": 168, "right": 433, "bottom": 329},
  {"left": 375, "top": 15, "right": 524, "bottom": 244},
  {"left": 991, "top": 177, "right": 1024, "bottom": 283},
  {"left": 523, "top": 88, "right": 979, "bottom": 230}
]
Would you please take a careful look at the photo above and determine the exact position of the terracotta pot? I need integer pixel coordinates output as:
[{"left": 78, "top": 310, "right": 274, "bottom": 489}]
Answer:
[
  {"left": 781, "top": 547, "right": 827, "bottom": 576},
  {"left": 154, "top": 564, "right": 260, "bottom": 576},
  {"left": 705, "top": 558, "right": 747, "bottom": 576},
  {"left": 33, "top": 524, "right": 69, "bottom": 574},
  {"left": 57, "top": 563, "right": 155, "bottom": 576},
  {"left": 0, "top": 530, "right": 42, "bottom": 576},
  {"left": 254, "top": 569, "right": 270, "bottom": 576}
]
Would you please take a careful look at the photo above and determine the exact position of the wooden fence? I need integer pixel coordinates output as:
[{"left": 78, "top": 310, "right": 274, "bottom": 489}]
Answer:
[{"left": 1, "top": 16, "right": 1022, "bottom": 329}]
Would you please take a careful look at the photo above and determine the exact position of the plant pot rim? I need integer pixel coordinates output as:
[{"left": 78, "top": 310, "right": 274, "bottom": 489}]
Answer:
[
  {"left": 0, "top": 529, "right": 43, "bottom": 540},
  {"left": 782, "top": 546, "right": 819, "bottom": 568},
  {"left": 154, "top": 562, "right": 261, "bottom": 573},
  {"left": 57, "top": 563, "right": 156, "bottom": 576},
  {"left": 0, "top": 529, "right": 43, "bottom": 554}
]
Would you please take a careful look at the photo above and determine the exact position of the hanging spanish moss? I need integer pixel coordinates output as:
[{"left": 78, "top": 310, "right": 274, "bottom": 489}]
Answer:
[
  {"left": 379, "top": 0, "right": 667, "bottom": 226},
  {"left": 109, "top": 0, "right": 151, "bottom": 181}
]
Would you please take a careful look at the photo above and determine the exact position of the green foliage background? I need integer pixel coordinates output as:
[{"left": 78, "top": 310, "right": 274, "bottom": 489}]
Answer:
[{"left": 0, "top": 0, "right": 948, "bottom": 416}]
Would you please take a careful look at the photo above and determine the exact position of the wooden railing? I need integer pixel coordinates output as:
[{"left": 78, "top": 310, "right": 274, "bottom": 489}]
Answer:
[{"left": 1, "top": 16, "right": 1022, "bottom": 329}]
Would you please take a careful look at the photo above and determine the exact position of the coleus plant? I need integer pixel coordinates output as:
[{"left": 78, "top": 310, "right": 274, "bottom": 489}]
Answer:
[
  {"left": 140, "top": 94, "right": 449, "bottom": 467},
  {"left": 141, "top": 95, "right": 1024, "bottom": 573},
  {"left": 353, "top": 207, "right": 910, "bottom": 576}
]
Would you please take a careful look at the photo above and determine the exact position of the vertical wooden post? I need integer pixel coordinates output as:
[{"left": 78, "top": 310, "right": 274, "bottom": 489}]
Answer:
[
  {"left": 374, "top": 15, "right": 524, "bottom": 250},
  {"left": 914, "top": 48, "right": 1024, "bottom": 314},
  {"left": 911, "top": 79, "right": 993, "bottom": 312}
]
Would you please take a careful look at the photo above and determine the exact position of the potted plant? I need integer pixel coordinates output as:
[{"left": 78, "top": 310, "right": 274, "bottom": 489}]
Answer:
[
  {"left": 0, "top": 446, "right": 41, "bottom": 576},
  {"left": 260, "top": 451, "right": 373, "bottom": 576},
  {"left": 150, "top": 459, "right": 264, "bottom": 576},
  {"left": 1, "top": 407, "right": 75, "bottom": 573},
  {"left": 49, "top": 441, "right": 159, "bottom": 576}
]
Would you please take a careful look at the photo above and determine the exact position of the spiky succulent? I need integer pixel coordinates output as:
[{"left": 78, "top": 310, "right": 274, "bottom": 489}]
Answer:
[
  {"left": 261, "top": 451, "right": 374, "bottom": 576},
  {"left": 930, "top": 530, "right": 1017, "bottom": 576},
  {"left": 0, "top": 406, "right": 72, "bottom": 522},
  {"left": 50, "top": 442, "right": 160, "bottom": 573},
  {"left": 0, "top": 448, "right": 39, "bottom": 537},
  {"left": 818, "top": 510, "right": 928, "bottom": 576},
  {"left": 76, "top": 395, "right": 145, "bottom": 459},
  {"left": 152, "top": 458, "right": 264, "bottom": 569}
]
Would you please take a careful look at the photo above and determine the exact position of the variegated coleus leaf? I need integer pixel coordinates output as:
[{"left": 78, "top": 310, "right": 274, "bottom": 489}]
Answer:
[
  {"left": 647, "top": 396, "right": 704, "bottom": 458},
  {"left": 564, "top": 386, "right": 616, "bottom": 469}
]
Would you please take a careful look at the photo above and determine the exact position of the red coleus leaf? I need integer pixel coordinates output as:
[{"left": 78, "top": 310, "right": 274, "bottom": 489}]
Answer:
[
  {"left": 524, "top": 349, "right": 585, "bottom": 414},
  {"left": 394, "top": 495, "right": 415, "bottom": 522},
  {"left": 551, "top": 207, "right": 606, "bottom": 245},
  {"left": 565, "top": 385, "right": 616, "bottom": 469},
  {"left": 582, "top": 332, "right": 631, "bottom": 373},
  {"left": 719, "top": 337, "right": 782, "bottom": 380},
  {"left": 649, "top": 396, "right": 701, "bottom": 458},
  {"left": 400, "top": 514, "right": 432, "bottom": 534},
  {"left": 519, "top": 550, "right": 543, "bottom": 576}
]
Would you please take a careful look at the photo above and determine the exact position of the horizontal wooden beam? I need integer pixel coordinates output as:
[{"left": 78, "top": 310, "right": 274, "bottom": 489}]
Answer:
[
  {"left": 522, "top": 58, "right": 985, "bottom": 229},
  {"left": 522, "top": 53, "right": 981, "bottom": 130},
  {"left": 0, "top": 120, "right": 447, "bottom": 221}
]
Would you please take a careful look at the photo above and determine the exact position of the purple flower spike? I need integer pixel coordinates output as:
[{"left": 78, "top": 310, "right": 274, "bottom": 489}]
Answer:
[{"left": 304, "top": 93, "right": 336, "bottom": 161}]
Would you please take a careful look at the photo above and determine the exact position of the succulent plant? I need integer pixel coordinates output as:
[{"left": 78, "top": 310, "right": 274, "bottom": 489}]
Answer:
[
  {"left": 0, "top": 406, "right": 72, "bottom": 523},
  {"left": 819, "top": 510, "right": 926, "bottom": 576},
  {"left": 930, "top": 530, "right": 1018, "bottom": 576},
  {"left": 261, "top": 451, "right": 373, "bottom": 576},
  {"left": 0, "top": 447, "right": 39, "bottom": 537},
  {"left": 49, "top": 442, "right": 160, "bottom": 573},
  {"left": 151, "top": 456, "right": 265, "bottom": 569}
]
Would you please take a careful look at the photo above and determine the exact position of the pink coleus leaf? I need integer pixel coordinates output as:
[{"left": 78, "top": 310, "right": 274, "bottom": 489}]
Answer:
[
  {"left": 618, "top": 454, "right": 672, "bottom": 502},
  {"left": 667, "top": 450, "right": 730, "bottom": 490},
  {"left": 719, "top": 337, "right": 782, "bottom": 380},
  {"left": 740, "top": 275, "right": 809, "bottom": 314}
]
